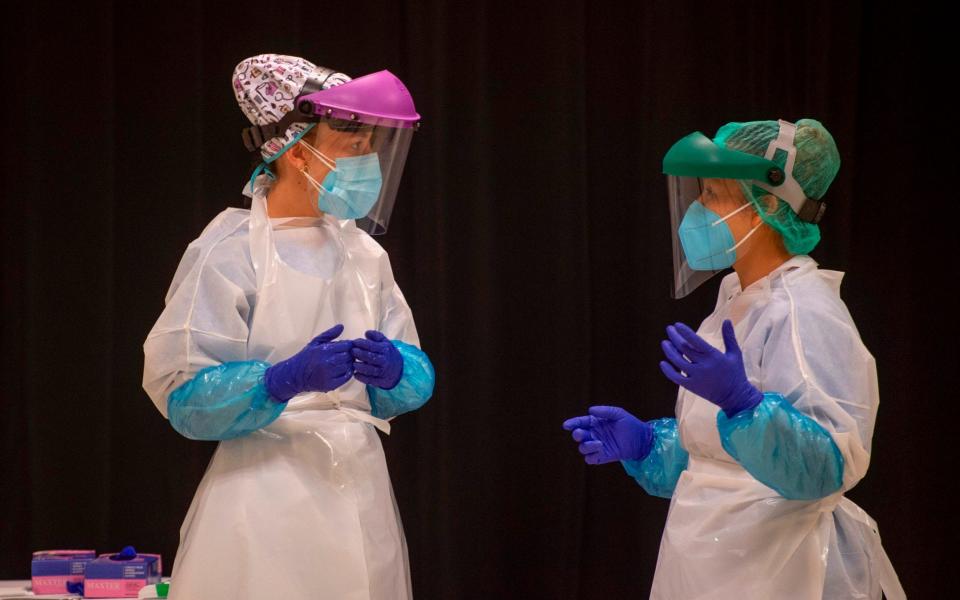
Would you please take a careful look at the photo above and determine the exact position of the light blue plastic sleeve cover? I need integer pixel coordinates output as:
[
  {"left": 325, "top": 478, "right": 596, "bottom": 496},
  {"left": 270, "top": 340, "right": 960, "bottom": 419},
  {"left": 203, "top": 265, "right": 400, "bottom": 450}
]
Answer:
[
  {"left": 621, "top": 418, "right": 689, "bottom": 499},
  {"left": 167, "top": 360, "right": 285, "bottom": 441},
  {"left": 718, "top": 392, "right": 844, "bottom": 500},
  {"left": 367, "top": 341, "right": 435, "bottom": 420}
]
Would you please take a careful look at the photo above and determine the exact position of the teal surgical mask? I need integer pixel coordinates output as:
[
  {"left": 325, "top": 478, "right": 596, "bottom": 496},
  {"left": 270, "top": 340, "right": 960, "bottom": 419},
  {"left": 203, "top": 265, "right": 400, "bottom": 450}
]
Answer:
[
  {"left": 678, "top": 201, "right": 762, "bottom": 271},
  {"left": 300, "top": 140, "right": 382, "bottom": 220}
]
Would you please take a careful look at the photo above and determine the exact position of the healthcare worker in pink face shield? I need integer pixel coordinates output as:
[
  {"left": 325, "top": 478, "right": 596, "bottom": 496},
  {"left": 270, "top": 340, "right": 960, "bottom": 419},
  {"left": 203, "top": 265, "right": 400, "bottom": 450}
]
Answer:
[
  {"left": 563, "top": 120, "right": 906, "bottom": 599},
  {"left": 143, "top": 54, "right": 435, "bottom": 600}
]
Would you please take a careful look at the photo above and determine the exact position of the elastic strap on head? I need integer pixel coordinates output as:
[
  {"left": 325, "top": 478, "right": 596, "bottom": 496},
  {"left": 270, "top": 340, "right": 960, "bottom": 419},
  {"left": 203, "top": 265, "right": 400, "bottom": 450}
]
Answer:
[
  {"left": 241, "top": 103, "right": 317, "bottom": 152},
  {"left": 764, "top": 120, "right": 799, "bottom": 179},
  {"left": 753, "top": 120, "right": 826, "bottom": 223}
]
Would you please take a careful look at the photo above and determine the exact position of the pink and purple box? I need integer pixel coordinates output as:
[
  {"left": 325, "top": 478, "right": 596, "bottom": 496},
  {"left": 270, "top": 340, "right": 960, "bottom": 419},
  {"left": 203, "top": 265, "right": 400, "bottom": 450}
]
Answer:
[
  {"left": 84, "top": 550, "right": 162, "bottom": 598},
  {"left": 31, "top": 550, "right": 95, "bottom": 595},
  {"left": 31, "top": 548, "right": 162, "bottom": 598}
]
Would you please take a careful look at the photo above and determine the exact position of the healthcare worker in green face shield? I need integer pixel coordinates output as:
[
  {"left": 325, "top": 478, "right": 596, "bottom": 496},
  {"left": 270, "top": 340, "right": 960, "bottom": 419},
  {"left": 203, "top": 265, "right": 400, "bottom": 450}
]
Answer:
[
  {"left": 564, "top": 120, "right": 906, "bottom": 599},
  {"left": 143, "top": 54, "right": 434, "bottom": 600}
]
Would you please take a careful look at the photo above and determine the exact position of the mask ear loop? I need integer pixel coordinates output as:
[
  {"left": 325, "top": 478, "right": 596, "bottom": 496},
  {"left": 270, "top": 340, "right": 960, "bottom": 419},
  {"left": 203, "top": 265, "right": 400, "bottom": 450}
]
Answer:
[
  {"left": 244, "top": 123, "right": 318, "bottom": 198},
  {"left": 710, "top": 201, "right": 754, "bottom": 227},
  {"left": 725, "top": 221, "right": 763, "bottom": 256},
  {"left": 711, "top": 200, "right": 764, "bottom": 257},
  {"left": 299, "top": 139, "right": 338, "bottom": 194},
  {"left": 299, "top": 139, "right": 337, "bottom": 171},
  {"left": 301, "top": 166, "right": 330, "bottom": 194}
]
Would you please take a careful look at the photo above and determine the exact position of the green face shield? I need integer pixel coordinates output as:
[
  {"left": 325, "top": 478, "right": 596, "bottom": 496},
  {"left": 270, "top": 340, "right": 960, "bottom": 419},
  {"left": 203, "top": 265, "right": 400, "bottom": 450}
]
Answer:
[{"left": 662, "top": 122, "right": 825, "bottom": 298}]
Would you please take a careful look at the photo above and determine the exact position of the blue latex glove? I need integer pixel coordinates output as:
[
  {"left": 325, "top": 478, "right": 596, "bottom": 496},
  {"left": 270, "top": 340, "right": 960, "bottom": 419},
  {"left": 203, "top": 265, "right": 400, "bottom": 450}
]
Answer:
[
  {"left": 562, "top": 406, "right": 654, "bottom": 465},
  {"left": 659, "top": 319, "right": 762, "bottom": 418},
  {"left": 263, "top": 324, "right": 354, "bottom": 402},
  {"left": 351, "top": 330, "right": 403, "bottom": 390}
]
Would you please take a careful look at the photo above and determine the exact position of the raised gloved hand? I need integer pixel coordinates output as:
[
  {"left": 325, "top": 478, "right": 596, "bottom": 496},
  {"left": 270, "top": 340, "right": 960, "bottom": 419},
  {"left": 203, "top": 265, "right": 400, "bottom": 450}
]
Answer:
[
  {"left": 263, "top": 324, "right": 354, "bottom": 402},
  {"left": 659, "top": 319, "right": 762, "bottom": 418},
  {"left": 562, "top": 406, "right": 654, "bottom": 465},
  {"left": 351, "top": 330, "right": 404, "bottom": 390}
]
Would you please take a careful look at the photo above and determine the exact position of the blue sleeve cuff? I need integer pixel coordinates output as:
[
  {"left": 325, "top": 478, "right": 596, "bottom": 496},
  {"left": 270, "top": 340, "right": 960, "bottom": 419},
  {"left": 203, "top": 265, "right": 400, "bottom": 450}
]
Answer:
[
  {"left": 718, "top": 392, "right": 844, "bottom": 500},
  {"left": 368, "top": 341, "right": 435, "bottom": 420},
  {"left": 621, "top": 418, "right": 689, "bottom": 499},
  {"left": 167, "top": 360, "right": 286, "bottom": 441}
]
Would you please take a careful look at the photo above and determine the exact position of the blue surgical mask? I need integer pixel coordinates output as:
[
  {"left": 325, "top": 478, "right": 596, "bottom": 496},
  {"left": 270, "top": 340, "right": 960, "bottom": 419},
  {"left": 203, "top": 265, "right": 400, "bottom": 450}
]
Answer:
[
  {"left": 300, "top": 141, "right": 383, "bottom": 220},
  {"left": 678, "top": 200, "right": 761, "bottom": 271}
]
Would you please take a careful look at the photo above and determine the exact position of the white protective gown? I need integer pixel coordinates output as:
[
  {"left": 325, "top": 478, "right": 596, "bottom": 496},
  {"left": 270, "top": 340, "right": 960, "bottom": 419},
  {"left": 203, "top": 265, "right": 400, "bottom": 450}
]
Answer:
[
  {"left": 650, "top": 256, "right": 905, "bottom": 599},
  {"left": 143, "top": 181, "right": 418, "bottom": 600}
]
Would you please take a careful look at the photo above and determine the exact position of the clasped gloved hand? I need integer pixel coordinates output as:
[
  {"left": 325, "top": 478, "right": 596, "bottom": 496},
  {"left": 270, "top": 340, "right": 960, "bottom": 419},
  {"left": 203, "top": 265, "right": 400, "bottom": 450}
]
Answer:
[
  {"left": 264, "top": 324, "right": 354, "bottom": 402},
  {"left": 659, "top": 319, "right": 762, "bottom": 418},
  {"left": 351, "top": 330, "right": 404, "bottom": 390},
  {"left": 562, "top": 406, "right": 654, "bottom": 465}
]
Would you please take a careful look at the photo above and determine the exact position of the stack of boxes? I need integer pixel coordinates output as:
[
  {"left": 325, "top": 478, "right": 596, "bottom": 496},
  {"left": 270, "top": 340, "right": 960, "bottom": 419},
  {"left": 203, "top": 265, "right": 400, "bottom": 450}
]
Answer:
[{"left": 31, "top": 547, "right": 162, "bottom": 598}]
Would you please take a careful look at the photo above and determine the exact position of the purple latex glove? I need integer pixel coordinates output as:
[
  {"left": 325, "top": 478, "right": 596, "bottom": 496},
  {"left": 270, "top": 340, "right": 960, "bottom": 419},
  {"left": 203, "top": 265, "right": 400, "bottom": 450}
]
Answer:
[
  {"left": 110, "top": 546, "right": 137, "bottom": 561},
  {"left": 562, "top": 406, "right": 654, "bottom": 465},
  {"left": 351, "top": 330, "right": 404, "bottom": 390},
  {"left": 67, "top": 581, "right": 85, "bottom": 595},
  {"left": 264, "top": 324, "right": 354, "bottom": 402},
  {"left": 659, "top": 319, "right": 763, "bottom": 418}
]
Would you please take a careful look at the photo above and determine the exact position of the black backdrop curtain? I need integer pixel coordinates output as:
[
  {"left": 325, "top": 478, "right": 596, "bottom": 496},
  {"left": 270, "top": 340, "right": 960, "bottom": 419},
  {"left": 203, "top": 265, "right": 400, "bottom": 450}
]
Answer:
[{"left": 1, "top": 1, "right": 951, "bottom": 597}]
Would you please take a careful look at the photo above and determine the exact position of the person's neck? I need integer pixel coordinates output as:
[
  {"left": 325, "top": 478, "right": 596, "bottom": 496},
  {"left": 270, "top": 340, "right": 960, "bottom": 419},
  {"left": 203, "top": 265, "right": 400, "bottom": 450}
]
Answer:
[
  {"left": 265, "top": 176, "right": 323, "bottom": 218},
  {"left": 733, "top": 237, "right": 793, "bottom": 290}
]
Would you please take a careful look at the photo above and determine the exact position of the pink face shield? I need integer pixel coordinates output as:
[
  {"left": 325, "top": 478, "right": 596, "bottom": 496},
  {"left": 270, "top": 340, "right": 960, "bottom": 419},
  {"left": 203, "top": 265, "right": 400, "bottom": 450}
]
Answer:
[{"left": 242, "top": 70, "right": 421, "bottom": 234}]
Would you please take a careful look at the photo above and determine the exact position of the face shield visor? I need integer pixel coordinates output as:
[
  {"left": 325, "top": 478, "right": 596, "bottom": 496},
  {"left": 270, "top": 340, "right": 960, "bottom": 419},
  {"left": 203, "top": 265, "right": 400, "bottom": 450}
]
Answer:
[
  {"left": 298, "top": 116, "right": 414, "bottom": 234},
  {"left": 242, "top": 70, "right": 420, "bottom": 234},
  {"left": 663, "top": 131, "right": 789, "bottom": 298},
  {"left": 669, "top": 175, "right": 776, "bottom": 298}
]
